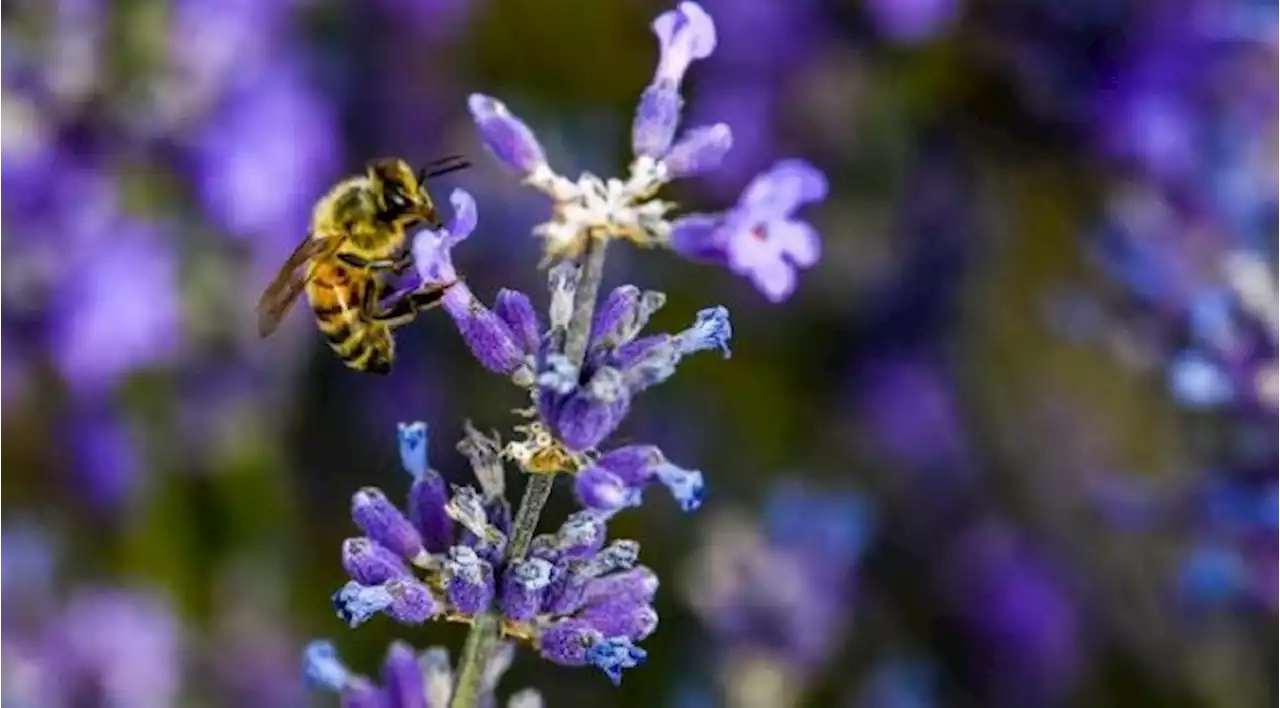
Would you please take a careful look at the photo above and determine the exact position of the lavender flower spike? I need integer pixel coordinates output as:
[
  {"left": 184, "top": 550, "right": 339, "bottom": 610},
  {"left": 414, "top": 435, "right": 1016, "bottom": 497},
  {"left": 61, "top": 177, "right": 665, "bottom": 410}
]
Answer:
[
  {"left": 468, "top": 94, "right": 548, "bottom": 174},
  {"left": 414, "top": 190, "right": 525, "bottom": 375},
  {"left": 669, "top": 160, "right": 827, "bottom": 301},
  {"left": 633, "top": 2, "right": 718, "bottom": 158}
]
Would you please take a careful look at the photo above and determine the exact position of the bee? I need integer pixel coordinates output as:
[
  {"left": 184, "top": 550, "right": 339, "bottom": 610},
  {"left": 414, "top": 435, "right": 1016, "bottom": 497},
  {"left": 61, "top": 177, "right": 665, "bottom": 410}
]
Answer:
[{"left": 255, "top": 155, "right": 469, "bottom": 374}]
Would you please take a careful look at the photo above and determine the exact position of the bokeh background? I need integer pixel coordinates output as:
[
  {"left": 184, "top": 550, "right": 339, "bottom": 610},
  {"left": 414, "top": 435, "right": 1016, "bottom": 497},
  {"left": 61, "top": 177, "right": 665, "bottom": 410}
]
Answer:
[{"left": 2, "top": 0, "right": 1276, "bottom": 706}]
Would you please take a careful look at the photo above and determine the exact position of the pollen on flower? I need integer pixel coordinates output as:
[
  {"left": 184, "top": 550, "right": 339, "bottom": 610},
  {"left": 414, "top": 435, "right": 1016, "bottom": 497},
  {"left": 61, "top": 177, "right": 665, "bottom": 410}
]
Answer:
[{"left": 502, "top": 421, "right": 585, "bottom": 475}]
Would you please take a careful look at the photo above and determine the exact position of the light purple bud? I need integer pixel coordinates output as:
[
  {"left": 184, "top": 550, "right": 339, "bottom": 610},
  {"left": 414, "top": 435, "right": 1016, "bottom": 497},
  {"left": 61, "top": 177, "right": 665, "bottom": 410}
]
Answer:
[
  {"left": 537, "top": 618, "right": 601, "bottom": 666},
  {"left": 556, "top": 368, "right": 631, "bottom": 451},
  {"left": 351, "top": 488, "right": 425, "bottom": 562},
  {"left": 591, "top": 286, "right": 642, "bottom": 349},
  {"left": 468, "top": 94, "right": 547, "bottom": 173},
  {"left": 304, "top": 640, "right": 352, "bottom": 691},
  {"left": 653, "top": 462, "right": 705, "bottom": 511},
  {"left": 444, "top": 545, "right": 495, "bottom": 616},
  {"left": 555, "top": 510, "right": 608, "bottom": 559},
  {"left": 574, "top": 466, "right": 642, "bottom": 516},
  {"left": 650, "top": 2, "right": 717, "bottom": 88},
  {"left": 583, "top": 567, "right": 660, "bottom": 607},
  {"left": 397, "top": 421, "right": 429, "bottom": 479},
  {"left": 408, "top": 471, "right": 455, "bottom": 554},
  {"left": 543, "top": 561, "right": 591, "bottom": 616},
  {"left": 632, "top": 85, "right": 683, "bottom": 159},
  {"left": 595, "top": 444, "right": 665, "bottom": 486},
  {"left": 663, "top": 124, "right": 732, "bottom": 178},
  {"left": 611, "top": 335, "right": 670, "bottom": 373},
  {"left": 381, "top": 641, "right": 426, "bottom": 708},
  {"left": 385, "top": 577, "right": 440, "bottom": 625},
  {"left": 333, "top": 581, "right": 393, "bottom": 628},
  {"left": 578, "top": 601, "right": 659, "bottom": 642},
  {"left": 501, "top": 557, "right": 554, "bottom": 623},
  {"left": 342, "top": 537, "right": 410, "bottom": 585},
  {"left": 440, "top": 285, "right": 525, "bottom": 375},
  {"left": 494, "top": 289, "right": 541, "bottom": 355},
  {"left": 667, "top": 213, "right": 726, "bottom": 264}
]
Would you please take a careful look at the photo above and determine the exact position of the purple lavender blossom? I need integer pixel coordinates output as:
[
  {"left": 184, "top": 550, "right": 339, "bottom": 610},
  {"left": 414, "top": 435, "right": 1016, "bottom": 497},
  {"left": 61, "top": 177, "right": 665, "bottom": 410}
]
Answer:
[
  {"left": 305, "top": 639, "right": 543, "bottom": 708},
  {"left": 683, "top": 484, "right": 873, "bottom": 680},
  {"left": 864, "top": 0, "right": 962, "bottom": 45},
  {"left": 466, "top": 3, "right": 827, "bottom": 295},
  {"left": 3, "top": 590, "right": 183, "bottom": 708},
  {"left": 670, "top": 160, "right": 827, "bottom": 301},
  {"left": 327, "top": 424, "right": 661, "bottom": 685}
]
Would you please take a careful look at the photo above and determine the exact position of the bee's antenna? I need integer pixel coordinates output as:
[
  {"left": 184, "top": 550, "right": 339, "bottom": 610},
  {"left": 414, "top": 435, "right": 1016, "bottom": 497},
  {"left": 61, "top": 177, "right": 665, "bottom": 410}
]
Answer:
[{"left": 424, "top": 154, "right": 471, "bottom": 178}]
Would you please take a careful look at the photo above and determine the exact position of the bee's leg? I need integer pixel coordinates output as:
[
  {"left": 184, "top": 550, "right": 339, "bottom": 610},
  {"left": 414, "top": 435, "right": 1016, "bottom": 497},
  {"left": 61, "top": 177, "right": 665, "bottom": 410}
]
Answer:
[{"left": 369, "top": 282, "right": 450, "bottom": 329}]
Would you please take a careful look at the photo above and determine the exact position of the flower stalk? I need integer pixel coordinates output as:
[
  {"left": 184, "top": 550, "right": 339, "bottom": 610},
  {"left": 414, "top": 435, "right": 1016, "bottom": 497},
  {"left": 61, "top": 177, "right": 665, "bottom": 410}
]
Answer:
[{"left": 450, "top": 236, "right": 610, "bottom": 708}]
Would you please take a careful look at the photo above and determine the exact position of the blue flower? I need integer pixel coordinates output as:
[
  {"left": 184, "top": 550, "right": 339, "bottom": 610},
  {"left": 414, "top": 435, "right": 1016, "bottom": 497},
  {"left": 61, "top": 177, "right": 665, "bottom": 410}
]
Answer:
[{"left": 670, "top": 160, "right": 827, "bottom": 301}]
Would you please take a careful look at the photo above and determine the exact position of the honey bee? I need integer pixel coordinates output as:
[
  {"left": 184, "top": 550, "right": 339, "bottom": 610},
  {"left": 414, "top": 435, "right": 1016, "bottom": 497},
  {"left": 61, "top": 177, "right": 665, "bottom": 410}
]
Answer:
[{"left": 255, "top": 156, "right": 469, "bottom": 374}]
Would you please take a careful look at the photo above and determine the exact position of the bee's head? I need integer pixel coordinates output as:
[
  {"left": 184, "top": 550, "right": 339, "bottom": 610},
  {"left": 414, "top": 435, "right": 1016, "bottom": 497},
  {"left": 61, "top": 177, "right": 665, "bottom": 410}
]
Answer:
[{"left": 367, "top": 155, "right": 470, "bottom": 228}]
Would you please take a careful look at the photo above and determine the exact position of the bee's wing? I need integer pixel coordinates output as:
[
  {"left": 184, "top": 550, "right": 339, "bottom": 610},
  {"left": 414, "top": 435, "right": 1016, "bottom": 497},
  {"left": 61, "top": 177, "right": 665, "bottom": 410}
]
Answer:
[{"left": 255, "top": 235, "right": 343, "bottom": 338}]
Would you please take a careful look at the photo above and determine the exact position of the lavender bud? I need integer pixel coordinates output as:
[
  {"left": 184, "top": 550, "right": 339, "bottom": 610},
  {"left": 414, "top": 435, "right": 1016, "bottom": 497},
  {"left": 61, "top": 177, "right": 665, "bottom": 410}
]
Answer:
[
  {"left": 667, "top": 213, "right": 726, "bottom": 263},
  {"left": 596, "top": 445, "right": 665, "bottom": 486},
  {"left": 653, "top": 461, "right": 706, "bottom": 511},
  {"left": 381, "top": 641, "right": 426, "bottom": 708},
  {"left": 501, "top": 557, "right": 554, "bottom": 623},
  {"left": 555, "top": 510, "right": 608, "bottom": 559},
  {"left": 574, "top": 466, "right": 641, "bottom": 517},
  {"left": 663, "top": 124, "right": 733, "bottom": 178},
  {"left": 632, "top": 84, "right": 683, "bottom": 159},
  {"left": 584, "top": 541, "right": 641, "bottom": 577},
  {"left": 442, "top": 288, "right": 525, "bottom": 375},
  {"left": 612, "top": 335, "right": 669, "bottom": 373},
  {"left": 397, "top": 421, "right": 429, "bottom": 479},
  {"left": 591, "top": 286, "right": 641, "bottom": 348},
  {"left": 543, "top": 561, "right": 591, "bottom": 616},
  {"left": 556, "top": 368, "right": 631, "bottom": 451},
  {"left": 676, "top": 306, "right": 732, "bottom": 357},
  {"left": 537, "top": 354, "right": 580, "bottom": 396},
  {"left": 444, "top": 545, "right": 495, "bottom": 616},
  {"left": 494, "top": 289, "right": 541, "bottom": 355},
  {"left": 408, "top": 471, "right": 454, "bottom": 555},
  {"left": 578, "top": 602, "right": 659, "bottom": 642},
  {"left": 333, "top": 581, "right": 393, "bottom": 628},
  {"left": 538, "top": 619, "right": 601, "bottom": 667},
  {"left": 303, "top": 640, "right": 351, "bottom": 691},
  {"left": 342, "top": 537, "right": 410, "bottom": 585},
  {"left": 467, "top": 94, "right": 547, "bottom": 174},
  {"left": 583, "top": 567, "right": 660, "bottom": 607},
  {"left": 351, "top": 488, "right": 426, "bottom": 563},
  {"left": 385, "top": 577, "right": 439, "bottom": 625}
]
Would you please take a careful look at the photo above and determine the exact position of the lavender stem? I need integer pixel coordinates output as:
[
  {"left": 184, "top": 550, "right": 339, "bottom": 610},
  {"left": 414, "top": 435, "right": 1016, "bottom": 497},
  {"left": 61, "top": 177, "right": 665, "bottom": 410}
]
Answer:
[{"left": 449, "top": 236, "right": 609, "bottom": 708}]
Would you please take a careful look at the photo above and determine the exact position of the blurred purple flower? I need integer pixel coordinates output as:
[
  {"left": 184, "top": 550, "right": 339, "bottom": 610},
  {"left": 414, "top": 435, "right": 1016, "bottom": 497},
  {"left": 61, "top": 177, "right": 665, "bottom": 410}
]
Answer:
[
  {"left": 3, "top": 590, "right": 182, "bottom": 708},
  {"left": 683, "top": 484, "right": 873, "bottom": 680},
  {"left": 864, "top": 0, "right": 962, "bottom": 45},
  {"left": 854, "top": 358, "right": 967, "bottom": 471},
  {"left": 48, "top": 223, "right": 181, "bottom": 393},
  {"left": 190, "top": 61, "right": 339, "bottom": 255},
  {"left": 942, "top": 524, "right": 1081, "bottom": 706},
  {"left": 66, "top": 408, "right": 144, "bottom": 512}
]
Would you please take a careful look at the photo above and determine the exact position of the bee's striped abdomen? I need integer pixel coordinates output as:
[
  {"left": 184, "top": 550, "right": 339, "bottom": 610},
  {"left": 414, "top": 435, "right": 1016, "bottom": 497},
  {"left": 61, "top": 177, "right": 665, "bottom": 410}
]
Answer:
[{"left": 307, "top": 265, "right": 395, "bottom": 375}]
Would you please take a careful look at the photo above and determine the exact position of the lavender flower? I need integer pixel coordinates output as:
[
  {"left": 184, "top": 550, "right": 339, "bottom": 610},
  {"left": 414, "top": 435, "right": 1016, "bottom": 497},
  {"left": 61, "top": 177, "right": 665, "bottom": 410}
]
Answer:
[
  {"left": 669, "top": 160, "right": 826, "bottom": 302},
  {"left": 683, "top": 484, "right": 874, "bottom": 683},
  {"left": 465, "top": 2, "right": 827, "bottom": 301},
  {"left": 327, "top": 424, "right": 661, "bottom": 685},
  {"left": 304, "top": 639, "right": 542, "bottom": 708}
]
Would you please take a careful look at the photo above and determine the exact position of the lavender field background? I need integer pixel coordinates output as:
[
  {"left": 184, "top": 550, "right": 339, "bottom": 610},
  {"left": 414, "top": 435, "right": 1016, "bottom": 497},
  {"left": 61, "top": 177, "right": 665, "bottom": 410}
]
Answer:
[{"left": 2, "top": 0, "right": 1276, "bottom": 706}]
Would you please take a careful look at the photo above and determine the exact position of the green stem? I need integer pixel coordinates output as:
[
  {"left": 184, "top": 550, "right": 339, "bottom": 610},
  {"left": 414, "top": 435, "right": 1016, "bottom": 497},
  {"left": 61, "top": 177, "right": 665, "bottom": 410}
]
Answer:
[{"left": 449, "top": 236, "right": 610, "bottom": 707}]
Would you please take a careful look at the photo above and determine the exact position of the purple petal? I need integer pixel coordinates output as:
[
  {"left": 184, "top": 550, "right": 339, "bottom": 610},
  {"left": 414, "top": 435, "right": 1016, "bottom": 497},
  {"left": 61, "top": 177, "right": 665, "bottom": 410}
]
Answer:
[
  {"left": 575, "top": 466, "right": 642, "bottom": 516},
  {"left": 443, "top": 546, "right": 495, "bottom": 616},
  {"left": 493, "top": 289, "right": 541, "bottom": 355},
  {"left": 537, "top": 619, "right": 600, "bottom": 667},
  {"left": 738, "top": 159, "right": 829, "bottom": 219},
  {"left": 351, "top": 488, "right": 426, "bottom": 563},
  {"left": 578, "top": 602, "right": 659, "bottom": 642},
  {"left": 595, "top": 445, "right": 664, "bottom": 486},
  {"left": 662, "top": 123, "right": 733, "bottom": 178},
  {"left": 385, "top": 578, "right": 440, "bottom": 625},
  {"left": 342, "top": 538, "right": 411, "bottom": 585},
  {"left": 408, "top": 471, "right": 455, "bottom": 554},
  {"left": 440, "top": 285, "right": 525, "bottom": 375},
  {"left": 381, "top": 641, "right": 426, "bottom": 708},
  {"left": 632, "top": 85, "right": 683, "bottom": 159},
  {"left": 443, "top": 189, "right": 478, "bottom": 246},
  {"left": 467, "top": 94, "right": 547, "bottom": 174},
  {"left": 668, "top": 213, "right": 727, "bottom": 264},
  {"left": 501, "top": 557, "right": 554, "bottom": 623},
  {"left": 651, "top": 2, "right": 717, "bottom": 86},
  {"left": 583, "top": 567, "right": 660, "bottom": 607},
  {"left": 774, "top": 219, "right": 821, "bottom": 268}
]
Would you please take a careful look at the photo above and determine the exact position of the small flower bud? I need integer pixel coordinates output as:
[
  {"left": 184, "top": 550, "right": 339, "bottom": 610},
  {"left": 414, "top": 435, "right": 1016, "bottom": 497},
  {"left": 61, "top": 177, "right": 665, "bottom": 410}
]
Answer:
[
  {"left": 468, "top": 94, "right": 547, "bottom": 174},
  {"left": 351, "top": 488, "right": 426, "bottom": 564},
  {"left": 663, "top": 123, "right": 733, "bottom": 179},
  {"left": 443, "top": 545, "right": 495, "bottom": 616},
  {"left": 342, "top": 537, "right": 409, "bottom": 585},
  {"left": 501, "top": 557, "right": 554, "bottom": 623}
]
